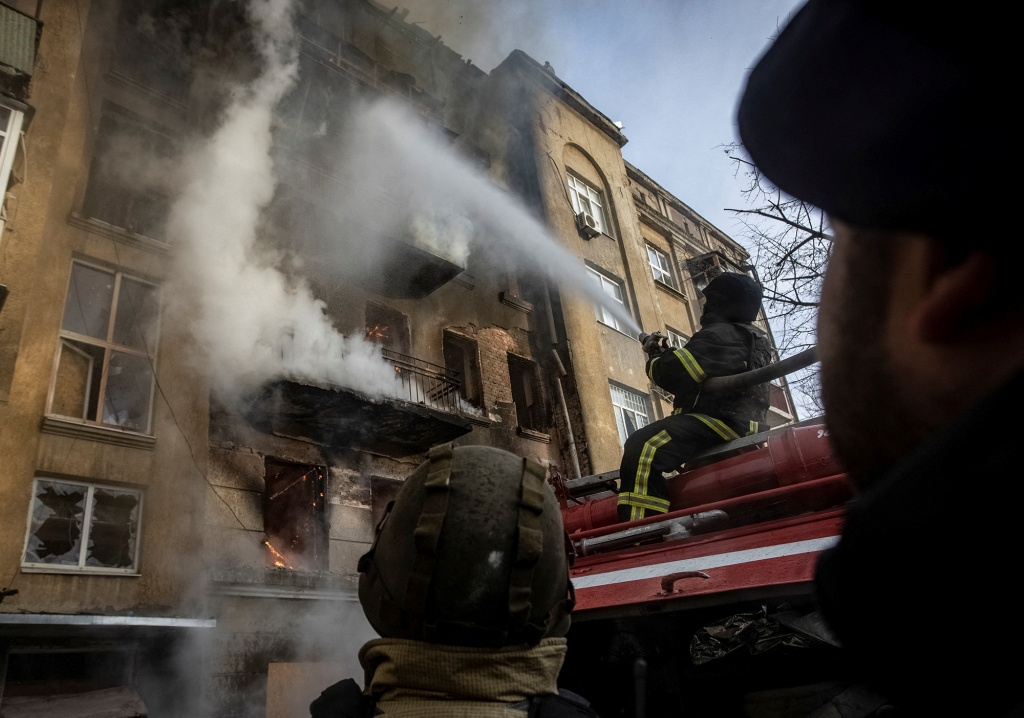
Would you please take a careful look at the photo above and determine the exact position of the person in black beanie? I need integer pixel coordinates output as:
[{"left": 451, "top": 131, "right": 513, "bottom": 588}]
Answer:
[
  {"left": 738, "top": 1, "right": 1020, "bottom": 715},
  {"left": 617, "top": 272, "right": 772, "bottom": 523}
]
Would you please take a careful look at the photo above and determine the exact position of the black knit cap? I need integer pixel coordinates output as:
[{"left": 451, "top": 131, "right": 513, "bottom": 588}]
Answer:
[
  {"left": 702, "top": 273, "right": 763, "bottom": 324},
  {"left": 737, "top": 0, "right": 999, "bottom": 242}
]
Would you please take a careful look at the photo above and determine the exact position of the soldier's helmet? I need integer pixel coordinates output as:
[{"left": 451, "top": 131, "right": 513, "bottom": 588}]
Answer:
[{"left": 357, "top": 444, "right": 574, "bottom": 648}]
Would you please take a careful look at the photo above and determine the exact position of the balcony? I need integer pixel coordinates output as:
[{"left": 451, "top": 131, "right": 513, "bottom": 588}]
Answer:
[
  {"left": 243, "top": 350, "right": 472, "bottom": 457},
  {"left": 0, "top": 3, "right": 41, "bottom": 101}
]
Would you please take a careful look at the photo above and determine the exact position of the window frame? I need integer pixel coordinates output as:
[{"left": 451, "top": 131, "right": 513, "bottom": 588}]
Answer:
[
  {"left": 46, "top": 259, "right": 162, "bottom": 435},
  {"left": 667, "top": 328, "right": 689, "bottom": 349},
  {"left": 0, "top": 99, "right": 26, "bottom": 233},
  {"left": 646, "top": 244, "right": 677, "bottom": 289},
  {"left": 21, "top": 477, "right": 144, "bottom": 576},
  {"left": 586, "top": 266, "right": 629, "bottom": 333},
  {"left": 567, "top": 172, "right": 608, "bottom": 235},
  {"left": 609, "top": 383, "right": 651, "bottom": 446}
]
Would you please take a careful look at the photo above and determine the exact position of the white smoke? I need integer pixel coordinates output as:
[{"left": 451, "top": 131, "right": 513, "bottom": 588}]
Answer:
[
  {"left": 168, "top": 0, "right": 400, "bottom": 404},
  {"left": 312, "top": 100, "right": 642, "bottom": 335}
]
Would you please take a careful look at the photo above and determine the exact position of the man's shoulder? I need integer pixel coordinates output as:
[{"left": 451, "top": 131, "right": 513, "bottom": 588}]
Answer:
[{"left": 689, "top": 322, "right": 754, "bottom": 345}]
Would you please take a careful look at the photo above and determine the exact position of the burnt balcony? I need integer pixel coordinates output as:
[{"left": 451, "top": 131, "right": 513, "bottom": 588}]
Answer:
[{"left": 243, "top": 350, "right": 473, "bottom": 457}]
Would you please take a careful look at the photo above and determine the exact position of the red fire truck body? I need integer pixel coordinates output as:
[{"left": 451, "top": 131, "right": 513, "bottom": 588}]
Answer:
[{"left": 554, "top": 421, "right": 858, "bottom": 717}]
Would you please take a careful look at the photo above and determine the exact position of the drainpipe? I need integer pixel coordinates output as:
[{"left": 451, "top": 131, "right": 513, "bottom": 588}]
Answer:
[{"left": 544, "top": 282, "right": 582, "bottom": 480}]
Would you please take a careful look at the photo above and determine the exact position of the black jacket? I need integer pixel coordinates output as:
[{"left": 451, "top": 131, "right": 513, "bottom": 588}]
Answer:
[
  {"left": 816, "top": 371, "right": 1024, "bottom": 716},
  {"left": 647, "top": 313, "right": 771, "bottom": 426}
]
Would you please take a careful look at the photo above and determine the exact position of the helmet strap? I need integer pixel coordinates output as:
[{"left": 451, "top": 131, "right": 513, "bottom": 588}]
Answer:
[
  {"left": 401, "top": 443, "right": 454, "bottom": 637},
  {"left": 507, "top": 457, "right": 548, "bottom": 642}
]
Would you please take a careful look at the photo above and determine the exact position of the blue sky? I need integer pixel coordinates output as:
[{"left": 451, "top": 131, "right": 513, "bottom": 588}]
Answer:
[{"left": 400, "top": 0, "right": 806, "bottom": 239}]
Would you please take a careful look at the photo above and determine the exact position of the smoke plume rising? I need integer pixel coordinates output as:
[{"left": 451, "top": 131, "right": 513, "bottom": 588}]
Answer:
[{"left": 168, "top": 0, "right": 401, "bottom": 405}]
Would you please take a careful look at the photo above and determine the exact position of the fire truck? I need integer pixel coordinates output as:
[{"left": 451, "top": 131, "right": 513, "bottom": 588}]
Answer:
[{"left": 552, "top": 353, "right": 870, "bottom": 717}]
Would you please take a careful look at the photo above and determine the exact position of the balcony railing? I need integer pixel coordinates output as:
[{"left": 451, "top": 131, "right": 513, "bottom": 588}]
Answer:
[{"left": 382, "top": 348, "right": 464, "bottom": 416}]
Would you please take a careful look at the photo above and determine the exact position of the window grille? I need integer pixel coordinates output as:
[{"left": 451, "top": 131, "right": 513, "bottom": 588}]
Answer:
[{"left": 610, "top": 384, "right": 650, "bottom": 446}]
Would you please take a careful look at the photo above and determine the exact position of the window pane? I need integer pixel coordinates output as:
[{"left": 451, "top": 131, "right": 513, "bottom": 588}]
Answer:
[
  {"left": 85, "top": 488, "right": 141, "bottom": 569},
  {"left": 103, "top": 352, "right": 154, "bottom": 432},
  {"left": 52, "top": 340, "right": 104, "bottom": 421},
  {"left": 62, "top": 264, "right": 115, "bottom": 339},
  {"left": 113, "top": 278, "right": 160, "bottom": 353},
  {"left": 24, "top": 481, "right": 87, "bottom": 565}
]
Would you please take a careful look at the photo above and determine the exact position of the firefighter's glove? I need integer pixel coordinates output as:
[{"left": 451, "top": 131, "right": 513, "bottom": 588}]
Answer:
[{"left": 640, "top": 332, "right": 669, "bottom": 357}]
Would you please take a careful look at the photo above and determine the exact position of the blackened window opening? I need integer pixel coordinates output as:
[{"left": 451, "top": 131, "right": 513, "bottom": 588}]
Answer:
[
  {"left": 365, "top": 302, "right": 410, "bottom": 355},
  {"left": 112, "top": 0, "right": 194, "bottom": 103},
  {"left": 263, "top": 458, "right": 327, "bottom": 571},
  {"left": 442, "top": 332, "right": 482, "bottom": 408},
  {"left": 3, "top": 650, "right": 133, "bottom": 697},
  {"left": 508, "top": 354, "right": 544, "bottom": 432},
  {"left": 82, "top": 104, "right": 178, "bottom": 241}
]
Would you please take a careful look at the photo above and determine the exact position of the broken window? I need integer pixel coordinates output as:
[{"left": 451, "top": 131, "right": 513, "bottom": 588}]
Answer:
[
  {"left": 365, "top": 302, "right": 410, "bottom": 355},
  {"left": 111, "top": 0, "right": 193, "bottom": 103},
  {"left": 567, "top": 173, "right": 607, "bottom": 234},
  {"left": 82, "top": 103, "right": 178, "bottom": 240},
  {"left": 22, "top": 479, "right": 142, "bottom": 572},
  {"left": 647, "top": 244, "right": 677, "bottom": 289},
  {"left": 263, "top": 458, "right": 327, "bottom": 571},
  {"left": 50, "top": 261, "right": 160, "bottom": 433},
  {"left": 610, "top": 383, "right": 650, "bottom": 446},
  {"left": 442, "top": 332, "right": 482, "bottom": 408},
  {"left": 508, "top": 354, "right": 545, "bottom": 432}
]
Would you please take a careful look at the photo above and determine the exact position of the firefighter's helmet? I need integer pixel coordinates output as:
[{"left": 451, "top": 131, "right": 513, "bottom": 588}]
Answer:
[{"left": 357, "top": 444, "right": 574, "bottom": 648}]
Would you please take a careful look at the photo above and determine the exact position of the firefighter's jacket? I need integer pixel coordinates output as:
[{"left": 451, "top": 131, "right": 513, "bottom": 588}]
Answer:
[
  {"left": 333, "top": 637, "right": 595, "bottom": 717},
  {"left": 647, "top": 313, "right": 771, "bottom": 426}
]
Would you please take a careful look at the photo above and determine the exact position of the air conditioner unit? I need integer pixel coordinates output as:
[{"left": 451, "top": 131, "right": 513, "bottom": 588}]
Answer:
[{"left": 575, "top": 212, "right": 600, "bottom": 239}]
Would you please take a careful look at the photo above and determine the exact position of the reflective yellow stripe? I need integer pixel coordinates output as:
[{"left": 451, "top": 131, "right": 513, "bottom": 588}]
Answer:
[
  {"left": 689, "top": 413, "right": 741, "bottom": 441},
  {"left": 631, "top": 505, "right": 642, "bottom": 521},
  {"left": 617, "top": 492, "right": 671, "bottom": 512},
  {"left": 747, "top": 420, "right": 759, "bottom": 436},
  {"left": 674, "top": 348, "right": 707, "bottom": 383},
  {"left": 647, "top": 355, "right": 659, "bottom": 381},
  {"left": 634, "top": 430, "right": 671, "bottom": 498},
  {"left": 672, "top": 407, "right": 683, "bottom": 416}
]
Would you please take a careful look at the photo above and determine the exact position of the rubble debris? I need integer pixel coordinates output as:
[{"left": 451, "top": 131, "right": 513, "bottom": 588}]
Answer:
[{"left": 690, "top": 606, "right": 813, "bottom": 666}]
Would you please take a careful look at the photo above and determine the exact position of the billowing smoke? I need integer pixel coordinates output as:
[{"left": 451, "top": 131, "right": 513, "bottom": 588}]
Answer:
[{"left": 168, "top": 0, "right": 400, "bottom": 405}]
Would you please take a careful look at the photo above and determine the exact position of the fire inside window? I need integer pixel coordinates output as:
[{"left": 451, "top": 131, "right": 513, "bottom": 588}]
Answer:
[
  {"left": 365, "top": 301, "right": 410, "bottom": 355},
  {"left": 263, "top": 458, "right": 327, "bottom": 571},
  {"left": 587, "top": 267, "right": 627, "bottom": 332},
  {"left": 567, "top": 173, "right": 607, "bottom": 235},
  {"left": 22, "top": 478, "right": 142, "bottom": 573},
  {"left": 508, "top": 354, "right": 544, "bottom": 432},
  {"left": 646, "top": 245, "right": 677, "bottom": 289},
  {"left": 49, "top": 261, "right": 160, "bottom": 433},
  {"left": 610, "top": 383, "right": 650, "bottom": 446}
]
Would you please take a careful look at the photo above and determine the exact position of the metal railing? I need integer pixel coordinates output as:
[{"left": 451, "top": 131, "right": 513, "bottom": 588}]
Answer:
[{"left": 382, "top": 348, "right": 464, "bottom": 416}]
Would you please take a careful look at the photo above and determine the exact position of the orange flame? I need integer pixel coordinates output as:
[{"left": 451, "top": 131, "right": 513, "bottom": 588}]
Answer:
[{"left": 264, "top": 540, "right": 293, "bottom": 570}]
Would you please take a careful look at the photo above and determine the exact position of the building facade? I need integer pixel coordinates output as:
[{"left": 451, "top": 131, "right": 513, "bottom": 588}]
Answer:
[{"left": 0, "top": 1, "right": 794, "bottom": 716}]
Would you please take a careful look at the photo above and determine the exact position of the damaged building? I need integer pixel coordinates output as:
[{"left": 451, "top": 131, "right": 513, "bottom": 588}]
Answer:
[{"left": 0, "top": 1, "right": 795, "bottom": 716}]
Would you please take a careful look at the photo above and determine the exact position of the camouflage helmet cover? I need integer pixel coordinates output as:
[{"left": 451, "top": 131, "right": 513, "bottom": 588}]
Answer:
[{"left": 357, "top": 444, "right": 574, "bottom": 648}]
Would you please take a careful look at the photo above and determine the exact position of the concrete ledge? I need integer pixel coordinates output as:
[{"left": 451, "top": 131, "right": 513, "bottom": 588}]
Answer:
[
  {"left": 516, "top": 426, "right": 551, "bottom": 444},
  {"left": 67, "top": 212, "right": 170, "bottom": 255},
  {"left": 0, "top": 614, "right": 215, "bottom": 628},
  {"left": 499, "top": 292, "right": 533, "bottom": 314},
  {"left": 41, "top": 415, "right": 156, "bottom": 450}
]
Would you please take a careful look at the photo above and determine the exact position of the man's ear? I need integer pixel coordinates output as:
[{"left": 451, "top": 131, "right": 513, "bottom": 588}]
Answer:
[{"left": 910, "top": 250, "right": 995, "bottom": 343}]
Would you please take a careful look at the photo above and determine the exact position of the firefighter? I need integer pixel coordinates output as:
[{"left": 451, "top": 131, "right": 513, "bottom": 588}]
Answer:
[
  {"left": 617, "top": 272, "right": 771, "bottom": 522},
  {"left": 309, "top": 444, "right": 600, "bottom": 718},
  {"left": 738, "top": 1, "right": 1018, "bottom": 714}
]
